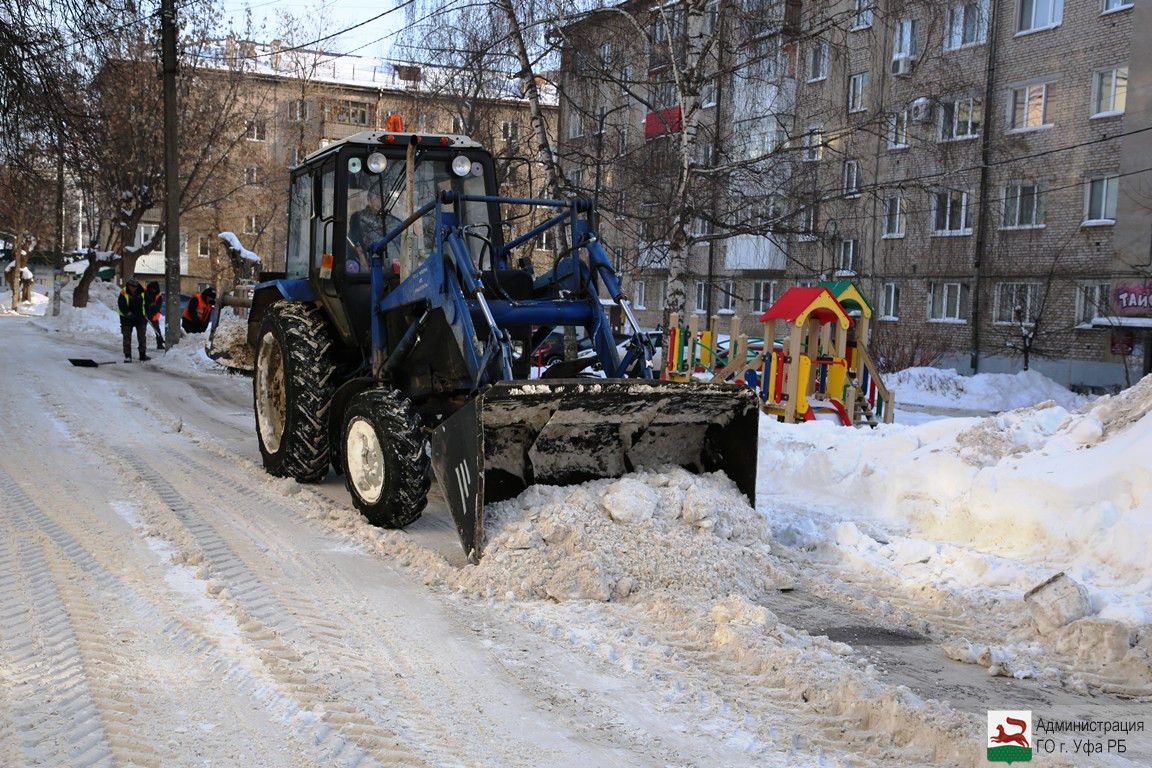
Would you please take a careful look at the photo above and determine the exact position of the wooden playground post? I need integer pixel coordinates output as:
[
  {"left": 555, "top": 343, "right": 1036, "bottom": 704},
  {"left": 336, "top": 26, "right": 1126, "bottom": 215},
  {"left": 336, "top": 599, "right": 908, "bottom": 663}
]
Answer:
[{"left": 784, "top": 323, "right": 803, "bottom": 422}]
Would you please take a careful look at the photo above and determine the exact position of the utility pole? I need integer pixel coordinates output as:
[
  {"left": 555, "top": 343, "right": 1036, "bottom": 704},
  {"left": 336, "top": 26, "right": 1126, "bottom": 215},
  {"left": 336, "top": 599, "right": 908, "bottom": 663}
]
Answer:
[
  {"left": 161, "top": 0, "right": 182, "bottom": 347},
  {"left": 53, "top": 119, "right": 65, "bottom": 317}
]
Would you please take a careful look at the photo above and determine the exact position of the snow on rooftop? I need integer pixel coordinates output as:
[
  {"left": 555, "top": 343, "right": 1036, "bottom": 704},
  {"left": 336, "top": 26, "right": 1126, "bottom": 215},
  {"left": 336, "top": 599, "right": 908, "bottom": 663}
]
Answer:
[{"left": 198, "top": 40, "right": 558, "bottom": 106}]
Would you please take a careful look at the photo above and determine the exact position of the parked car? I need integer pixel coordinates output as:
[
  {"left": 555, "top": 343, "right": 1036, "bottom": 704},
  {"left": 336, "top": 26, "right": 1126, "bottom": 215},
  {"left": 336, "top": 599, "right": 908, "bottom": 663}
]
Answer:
[
  {"left": 577, "top": 328, "right": 666, "bottom": 372},
  {"left": 531, "top": 330, "right": 593, "bottom": 366}
]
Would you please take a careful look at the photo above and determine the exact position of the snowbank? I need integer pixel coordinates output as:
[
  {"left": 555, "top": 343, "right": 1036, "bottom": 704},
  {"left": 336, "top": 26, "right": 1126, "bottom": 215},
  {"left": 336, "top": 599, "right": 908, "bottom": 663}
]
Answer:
[
  {"left": 889, "top": 367, "right": 1090, "bottom": 412},
  {"left": 762, "top": 378, "right": 1152, "bottom": 622}
]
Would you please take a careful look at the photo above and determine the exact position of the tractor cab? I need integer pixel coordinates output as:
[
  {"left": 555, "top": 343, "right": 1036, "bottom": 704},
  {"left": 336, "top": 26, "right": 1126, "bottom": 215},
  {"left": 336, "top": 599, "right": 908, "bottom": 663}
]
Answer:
[{"left": 282, "top": 130, "right": 503, "bottom": 350}]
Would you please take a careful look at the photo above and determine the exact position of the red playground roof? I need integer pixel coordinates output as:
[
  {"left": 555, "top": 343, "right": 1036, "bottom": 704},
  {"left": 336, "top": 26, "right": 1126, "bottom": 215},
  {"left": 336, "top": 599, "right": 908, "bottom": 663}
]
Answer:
[{"left": 759, "top": 287, "right": 852, "bottom": 328}]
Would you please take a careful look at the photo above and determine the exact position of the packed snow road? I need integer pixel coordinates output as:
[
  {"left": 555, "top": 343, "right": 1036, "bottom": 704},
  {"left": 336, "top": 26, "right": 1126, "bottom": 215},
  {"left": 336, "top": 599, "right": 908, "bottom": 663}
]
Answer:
[{"left": 0, "top": 304, "right": 1148, "bottom": 767}]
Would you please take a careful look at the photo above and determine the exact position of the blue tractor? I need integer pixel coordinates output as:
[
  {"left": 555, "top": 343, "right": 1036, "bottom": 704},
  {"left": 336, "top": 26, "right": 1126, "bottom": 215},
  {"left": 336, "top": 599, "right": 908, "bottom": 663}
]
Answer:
[{"left": 247, "top": 130, "right": 758, "bottom": 561}]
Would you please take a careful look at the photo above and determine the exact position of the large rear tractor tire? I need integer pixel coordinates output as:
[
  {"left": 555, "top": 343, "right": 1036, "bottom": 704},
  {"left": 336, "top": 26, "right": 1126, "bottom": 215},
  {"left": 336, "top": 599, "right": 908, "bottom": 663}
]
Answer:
[
  {"left": 342, "top": 388, "right": 430, "bottom": 528},
  {"left": 254, "top": 301, "right": 337, "bottom": 482}
]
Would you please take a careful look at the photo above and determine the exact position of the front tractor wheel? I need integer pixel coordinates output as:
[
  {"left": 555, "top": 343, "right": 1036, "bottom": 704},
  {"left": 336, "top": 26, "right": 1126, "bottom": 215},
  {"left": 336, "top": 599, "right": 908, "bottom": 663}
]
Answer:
[
  {"left": 342, "top": 388, "right": 430, "bottom": 528},
  {"left": 254, "top": 301, "right": 337, "bottom": 482}
]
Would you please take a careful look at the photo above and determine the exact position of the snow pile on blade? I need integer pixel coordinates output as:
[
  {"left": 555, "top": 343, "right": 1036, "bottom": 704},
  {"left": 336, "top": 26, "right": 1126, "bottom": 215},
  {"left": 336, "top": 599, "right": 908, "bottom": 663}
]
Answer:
[{"left": 454, "top": 467, "right": 785, "bottom": 603}]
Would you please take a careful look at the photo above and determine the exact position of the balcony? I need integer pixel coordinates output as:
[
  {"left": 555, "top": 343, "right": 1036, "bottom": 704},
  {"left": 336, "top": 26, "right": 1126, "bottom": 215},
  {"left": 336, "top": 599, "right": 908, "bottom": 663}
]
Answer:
[{"left": 723, "top": 234, "right": 786, "bottom": 271}]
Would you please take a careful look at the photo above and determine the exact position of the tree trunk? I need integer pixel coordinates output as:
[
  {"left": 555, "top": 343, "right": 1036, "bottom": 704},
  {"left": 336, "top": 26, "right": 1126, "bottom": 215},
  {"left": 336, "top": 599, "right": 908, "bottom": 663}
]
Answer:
[{"left": 73, "top": 260, "right": 99, "bottom": 308}]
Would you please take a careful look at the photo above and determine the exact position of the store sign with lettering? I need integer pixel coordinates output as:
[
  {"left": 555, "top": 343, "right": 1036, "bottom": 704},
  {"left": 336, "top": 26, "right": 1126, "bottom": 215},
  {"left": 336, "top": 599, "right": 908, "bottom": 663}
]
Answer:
[{"left": 1112, "top": 283, "right": 1152, "bottom": 316}]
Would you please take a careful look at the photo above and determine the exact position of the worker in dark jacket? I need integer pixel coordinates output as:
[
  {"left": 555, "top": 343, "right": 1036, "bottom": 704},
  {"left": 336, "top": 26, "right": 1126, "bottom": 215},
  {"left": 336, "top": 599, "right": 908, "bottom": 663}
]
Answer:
[
  {"left": 118, "top": 277, "right": 150, "bottom": 362},
  {"left": 181, "top": 286, "right": 215, "bottom": 333},
  {"left": 145, "top": 281, "right": 164, "bottom": 349}
]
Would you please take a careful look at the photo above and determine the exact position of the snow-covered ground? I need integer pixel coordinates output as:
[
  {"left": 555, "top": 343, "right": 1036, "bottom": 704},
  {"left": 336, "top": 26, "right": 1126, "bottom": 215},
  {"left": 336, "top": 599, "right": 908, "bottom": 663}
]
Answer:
[{"left": 1, "top": 279, "right": 1149, "bottom": 767}]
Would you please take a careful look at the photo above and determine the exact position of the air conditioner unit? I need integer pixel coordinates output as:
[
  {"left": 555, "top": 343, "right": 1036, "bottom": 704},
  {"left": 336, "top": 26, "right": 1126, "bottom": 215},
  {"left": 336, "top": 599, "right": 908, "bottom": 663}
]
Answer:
[
  {"left": 910, "top": 97, "right": 933, "bottom": 123},
  {"left": 891, "top": 56, "right": 914, "bottom": 77}
]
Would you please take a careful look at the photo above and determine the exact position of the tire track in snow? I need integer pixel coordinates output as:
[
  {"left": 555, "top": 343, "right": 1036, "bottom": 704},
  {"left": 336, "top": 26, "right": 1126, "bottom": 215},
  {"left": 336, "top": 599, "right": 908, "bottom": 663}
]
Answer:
[
  {"left": 0, "top": 469, "right": 115, "bottom": 768},
  {"left": 0, "top": 460, "right": 412, "bottom": 768},
  {"left": 135, "top": 450, "right": 652, "bottom": 768},
  {"left": 114, "top": 451, "right": 442, "bottom": 768}
]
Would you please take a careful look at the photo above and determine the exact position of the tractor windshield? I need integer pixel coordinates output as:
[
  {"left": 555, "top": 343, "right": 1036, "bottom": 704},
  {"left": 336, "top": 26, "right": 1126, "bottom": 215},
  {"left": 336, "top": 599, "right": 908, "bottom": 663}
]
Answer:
[{"left": 344, "top": 149, "right": 494, "bottom": 275}]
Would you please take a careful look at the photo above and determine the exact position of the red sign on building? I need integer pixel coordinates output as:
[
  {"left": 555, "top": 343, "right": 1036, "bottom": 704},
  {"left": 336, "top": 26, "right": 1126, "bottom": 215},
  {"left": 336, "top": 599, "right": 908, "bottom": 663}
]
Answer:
[
  {"left": 643, "top": 106, "right": 683, "bottom": 140},
  {"left": 1113, "top": 283, "right": 1152, "bottom": 316}
]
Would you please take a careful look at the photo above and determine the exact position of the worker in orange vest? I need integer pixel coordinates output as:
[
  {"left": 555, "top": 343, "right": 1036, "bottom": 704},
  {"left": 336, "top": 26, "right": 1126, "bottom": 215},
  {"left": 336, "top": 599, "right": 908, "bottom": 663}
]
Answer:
[{"left": 181, "top": 286, "right": 215, "bottom": 333}]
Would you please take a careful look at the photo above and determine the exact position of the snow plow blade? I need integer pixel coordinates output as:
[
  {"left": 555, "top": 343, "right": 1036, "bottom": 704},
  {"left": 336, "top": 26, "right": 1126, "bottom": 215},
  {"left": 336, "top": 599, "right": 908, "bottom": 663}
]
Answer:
[{"left": 429, "top": 379, "right": 759, "bottom": 561}]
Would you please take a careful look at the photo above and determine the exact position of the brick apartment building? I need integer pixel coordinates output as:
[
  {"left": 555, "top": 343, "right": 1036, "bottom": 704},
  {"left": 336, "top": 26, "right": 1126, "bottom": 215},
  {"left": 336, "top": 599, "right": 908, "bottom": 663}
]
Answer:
[
  {"left": 129, "top": 40, "right": 556, "bottom": 293},
  {"left": 558, "top": 0, "right": 1152, "bottom": 390}
]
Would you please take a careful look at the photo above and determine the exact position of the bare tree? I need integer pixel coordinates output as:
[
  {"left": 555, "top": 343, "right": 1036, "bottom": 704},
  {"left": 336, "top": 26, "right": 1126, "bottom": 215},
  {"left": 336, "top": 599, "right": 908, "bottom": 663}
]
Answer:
[{"left": 68, "top": 0, "right": 269, "bottom": 307}]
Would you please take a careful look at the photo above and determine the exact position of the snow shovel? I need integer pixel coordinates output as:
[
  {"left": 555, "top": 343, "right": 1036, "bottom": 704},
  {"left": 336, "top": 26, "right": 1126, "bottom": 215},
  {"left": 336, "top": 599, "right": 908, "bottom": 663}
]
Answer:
[{"left": 68, "top": 359, "right": 122, "bottom": 367}]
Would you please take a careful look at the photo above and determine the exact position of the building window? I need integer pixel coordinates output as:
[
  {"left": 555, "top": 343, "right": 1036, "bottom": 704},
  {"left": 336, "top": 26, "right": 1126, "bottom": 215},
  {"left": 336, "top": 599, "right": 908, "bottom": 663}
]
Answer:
[
  {"left": 694, "top": 281, "right": 707, "bottom": 313},
  {"left": 244, "top": 166, "right": 258, "bottom": 185},
  {"left": 753, "top": 280, "right": 777, "bottom": 313},
  {"left": 946, "top": 1, "right": 988, "bottom": 49},
  {"left": 719, "top": 280, "right": 737, "bottom": 313},
  {"left": 335, "top": 100, "right": 371, "bottom": 126},
  {"left": 1075, "top": 282, "right": 1111, "bottom": 325},
  {"left": 852, "top": 0, "right": 874, "bottom": 29},
  {"left": 1092, "top": 67, "right": 1128, "bottom": 116},
  {"left": 289, "top": 147, "right": 301, "bottom": 166},
  {"left": 799, "top": 201, "right": 819, "bottom": 239},
  {"left": 452, "top": 115, "right": 467, "bottom": 134},
  {"left": 633, "top": 280, "right": 647, "bottom": 309},
  {"left": 842, "top": 160, "right": 860, "bottom": 197},
  {"left": 939, "top": 97, "right": 982, "bottom": 140},
  {"left": 932, "top": 190, "right": 971, "bottom": 235},
  {"left": 928, "top": 282, "right": 969, "bottom": 321},
  {"left": 994, "top": 282, "right": 1042, "bottom": 325},
  {"left": 502, "top": 121, "right": 520, "bottom": 143},
  {"left": 567, "top": 112, "right": 584, "bottom": 139},
  {"left": 537, "top": 228, "right": 555, "bottom": 251},
  {"left": 692, "top": 215, "right": 714, "bottom": 236},
  {"left": 888, "top": 111, "right": 911, "bottom": 149},
  {"left": 289, "top": 99, "right": 308, "bottom": 122},
  {"left": 245, "top": 119, "right": 266, "bottom": 141},
  {"left": 1002, "top": 182, "right": 1044, "bottom": 228},
  {"left": 837, "top": 239, "right": 858, "bottom": 274},
  {"left": 1103, "top": 0, "right": 1133, "bottom": 11},
  {"left": 702, "top": 80, "right": 717, "bottom": 108},
  {"left": 1084, "top": 176, "right": 1118, "bottom": 223},
  {"left": 197, "top": 235, "right": 210, "bottom": 258},
  {"left": 808, "top": 41, "right": 829, "bottom": 81},
  {"left": 1018, "top": 0, "right": 1063, "bottom": 33},
  {"left": 882, "top": 282, "right": 900, "bottom": 319},
  {"left": 136, "top": 223, "right": 162, "bottom": 251},
  {"left": 847, "top": 72, "right": 868, "bottom": 112},
  {"left": 1009, "top": 83, "right": 1052, "bottom": 130},
  {"left": 801, "top": 127, "right": 823, "bottom": 161},
  {"left": 883, "top": 196, "right": 905, "bottom": 237},
  {"left": 893, "top": 18, "right": 919, "bottom": 60},
  {"left": 244, "top": 215, "right": 259, "bottom": 235}
]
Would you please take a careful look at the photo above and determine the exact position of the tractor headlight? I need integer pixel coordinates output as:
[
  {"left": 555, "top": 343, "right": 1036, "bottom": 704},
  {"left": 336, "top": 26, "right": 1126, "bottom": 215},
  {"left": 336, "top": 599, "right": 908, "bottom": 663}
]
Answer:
[
  {"left": 451, "top": 154, "right": 472, "bottom": 177},
  {"left": 366, "top": 152, "right": 388, "bottom": 174}
]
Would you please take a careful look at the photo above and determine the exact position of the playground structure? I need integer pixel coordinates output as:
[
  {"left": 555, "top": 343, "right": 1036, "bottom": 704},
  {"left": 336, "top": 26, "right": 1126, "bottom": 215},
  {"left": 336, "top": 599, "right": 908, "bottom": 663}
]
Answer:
[{"left": 662, "top": 282, "right": 894, "bottom": 426}]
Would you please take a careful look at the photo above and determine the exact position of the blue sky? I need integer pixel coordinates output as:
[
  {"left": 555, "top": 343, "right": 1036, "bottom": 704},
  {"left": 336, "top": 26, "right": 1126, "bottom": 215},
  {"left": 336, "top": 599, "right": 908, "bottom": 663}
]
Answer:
[{"left": 217, "top": 0, "right": 406, "bottom": 57}]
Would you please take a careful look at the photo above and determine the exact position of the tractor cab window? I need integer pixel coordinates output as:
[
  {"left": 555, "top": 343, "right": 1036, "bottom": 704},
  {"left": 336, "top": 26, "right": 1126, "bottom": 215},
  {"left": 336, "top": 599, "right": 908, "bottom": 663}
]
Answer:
[
  {"left": 342, "top": 148, "right": 495, "bottom": 275},
  {"left": 285, "top": 172, "right": 311, "bottom": 278},
  {"left": 346, "top": 158, "right": 406, "bottom": 275}
]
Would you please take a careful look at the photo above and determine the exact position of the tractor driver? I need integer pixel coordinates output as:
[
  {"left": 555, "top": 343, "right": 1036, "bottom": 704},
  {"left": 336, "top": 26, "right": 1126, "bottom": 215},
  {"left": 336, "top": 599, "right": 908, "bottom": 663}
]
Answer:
[{"left": 347, "top": 187, "right": 404, "bottom": 275}]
